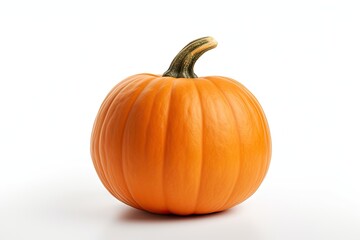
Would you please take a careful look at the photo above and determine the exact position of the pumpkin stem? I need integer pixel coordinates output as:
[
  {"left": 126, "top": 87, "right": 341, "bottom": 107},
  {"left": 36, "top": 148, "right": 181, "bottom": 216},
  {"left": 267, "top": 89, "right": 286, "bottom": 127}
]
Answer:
[{"left": 163, "top": 36, "right": 218, "bottom": 78}]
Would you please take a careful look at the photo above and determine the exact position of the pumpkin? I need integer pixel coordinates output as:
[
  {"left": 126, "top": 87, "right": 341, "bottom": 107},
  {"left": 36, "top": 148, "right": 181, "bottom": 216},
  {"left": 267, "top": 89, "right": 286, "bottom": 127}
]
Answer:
[{"left": 90, "top": 37, "right": 271, "bottom": 215}]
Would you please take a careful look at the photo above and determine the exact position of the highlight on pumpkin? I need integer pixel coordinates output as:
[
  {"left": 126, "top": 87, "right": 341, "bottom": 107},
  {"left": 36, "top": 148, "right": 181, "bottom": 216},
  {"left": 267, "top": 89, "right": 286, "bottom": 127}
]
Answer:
[{"left": 90, "top": 36, "right": 271, "bottom": 215}]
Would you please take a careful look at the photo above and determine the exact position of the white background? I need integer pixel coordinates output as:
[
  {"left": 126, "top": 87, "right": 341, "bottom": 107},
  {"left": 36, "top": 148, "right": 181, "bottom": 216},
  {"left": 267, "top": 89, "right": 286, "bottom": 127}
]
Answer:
[{"left": 1, "top": 0, "right": 360, "bottom": 239}]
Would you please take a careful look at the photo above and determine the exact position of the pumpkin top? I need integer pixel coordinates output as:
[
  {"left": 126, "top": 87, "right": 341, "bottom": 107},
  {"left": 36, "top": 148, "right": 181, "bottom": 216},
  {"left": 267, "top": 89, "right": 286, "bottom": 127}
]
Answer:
[{"left": 163, "top": 36, "right": 218, "bottom": 79}]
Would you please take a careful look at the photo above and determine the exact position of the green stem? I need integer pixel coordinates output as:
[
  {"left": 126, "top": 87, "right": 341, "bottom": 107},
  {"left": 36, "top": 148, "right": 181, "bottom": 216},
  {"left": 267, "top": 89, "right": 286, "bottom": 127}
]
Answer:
[{"left": 163, "top": 36, "right": 218, "bottom": 78}]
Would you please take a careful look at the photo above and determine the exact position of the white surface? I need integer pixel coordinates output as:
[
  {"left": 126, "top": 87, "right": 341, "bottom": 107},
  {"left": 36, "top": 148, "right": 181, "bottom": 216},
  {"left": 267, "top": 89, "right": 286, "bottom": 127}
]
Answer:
[{"left": 1, "top": 0, "right": 360, "bottom": 239}]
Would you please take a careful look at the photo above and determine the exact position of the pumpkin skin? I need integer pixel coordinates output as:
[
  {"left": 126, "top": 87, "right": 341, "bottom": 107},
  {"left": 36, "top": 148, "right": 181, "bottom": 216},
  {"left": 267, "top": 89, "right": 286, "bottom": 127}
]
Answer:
[{"left": 91, "top": 37, "right": 271, "bottom": 215}]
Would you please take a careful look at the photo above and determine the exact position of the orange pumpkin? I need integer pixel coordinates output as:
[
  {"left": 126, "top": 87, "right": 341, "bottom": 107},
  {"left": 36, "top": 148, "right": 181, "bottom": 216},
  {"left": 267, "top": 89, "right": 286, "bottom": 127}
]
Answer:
[{"left": 91, "top": 37, "right": 271, "bottom": 215}]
